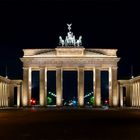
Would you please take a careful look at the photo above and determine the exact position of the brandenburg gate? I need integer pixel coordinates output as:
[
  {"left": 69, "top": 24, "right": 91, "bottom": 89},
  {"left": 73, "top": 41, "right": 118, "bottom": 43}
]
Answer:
[{"left": 21, "top": 24, "right": 120, "bottom": 107}]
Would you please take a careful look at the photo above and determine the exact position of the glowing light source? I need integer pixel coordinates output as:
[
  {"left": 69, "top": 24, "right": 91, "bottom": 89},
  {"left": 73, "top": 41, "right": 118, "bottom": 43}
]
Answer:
[
  {"left": 47, "top": 97, "right": 52, "bottom": 104},
  {"left": 90, "top": 96, "right": 94, "bottom": 105}
]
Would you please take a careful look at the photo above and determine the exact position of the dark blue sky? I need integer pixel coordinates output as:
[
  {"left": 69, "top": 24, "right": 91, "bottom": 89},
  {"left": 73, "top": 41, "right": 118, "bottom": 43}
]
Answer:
[{"left": 0, "top": 0, "right": 140, "bottom": 80}]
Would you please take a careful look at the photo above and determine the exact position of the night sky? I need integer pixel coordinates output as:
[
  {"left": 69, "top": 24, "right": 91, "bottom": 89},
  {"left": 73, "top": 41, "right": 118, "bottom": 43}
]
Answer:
[{"left": 0, "top": 0, "right": 140, "bottom": 102}]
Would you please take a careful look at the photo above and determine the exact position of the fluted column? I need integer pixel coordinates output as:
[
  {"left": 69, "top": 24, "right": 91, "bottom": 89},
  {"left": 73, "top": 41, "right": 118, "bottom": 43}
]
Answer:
[
  {"left": 78, "top": 67, "right": 84, "bottom": 107},
  {"left": 22, "top": 67, "right": 32, "bottom": 106},
  {"left": 120, "top": 86, "right": 123, "bottom": 107},
  {"left": 56, "top": 67, "right": 63, "bottom": 106},
  {"left": 17, "top": 85, "right": 21, "bottom": 107},
  {"left": 39, "top": 67, "right": 47, "bottom": 106},
  {"left": 109, "top": 67, "right": 118, "bottom": 107},
  {"left": 93, "top": 68, "right": 101, "bottom": 107}
]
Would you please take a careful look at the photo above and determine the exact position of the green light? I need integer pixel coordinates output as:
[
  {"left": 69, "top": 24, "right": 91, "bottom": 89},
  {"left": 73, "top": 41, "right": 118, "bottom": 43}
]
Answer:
[
  {"left": 90, "top": 96, "right": 94, "bottom": 105},
  {"left": 47, "top": 97, "right": 52, "bottom": 104}
]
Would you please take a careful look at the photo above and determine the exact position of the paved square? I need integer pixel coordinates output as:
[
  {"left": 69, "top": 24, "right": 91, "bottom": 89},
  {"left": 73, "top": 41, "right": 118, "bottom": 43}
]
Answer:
[{"left": 0, "top": 108, "right": 140, "bottom": 140}]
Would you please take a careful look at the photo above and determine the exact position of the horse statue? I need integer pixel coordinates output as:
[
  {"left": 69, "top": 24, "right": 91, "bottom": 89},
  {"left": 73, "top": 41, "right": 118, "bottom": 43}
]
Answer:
[
  {"left": 59, "top": 36, "right": 65, "bottom": 46},
  {"left": 65, "top": 32, "right": 75, "bottom": 46},
  {"left": 76, "top": 36, "right": 82, "bottom": 46}
]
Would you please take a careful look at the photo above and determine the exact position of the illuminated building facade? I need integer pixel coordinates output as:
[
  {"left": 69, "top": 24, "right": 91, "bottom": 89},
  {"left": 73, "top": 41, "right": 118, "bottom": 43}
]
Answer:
[
  {"left": 20, "top": 24, "right": 120, "bottom": 107},
  {"left": 119, "top": 77, "right": 140, "bottom": 107},
  {"left": 0, "top": 76, "right": 22, "bottom": 107},
  {"left": 1, "top": 24, "right": 140, "bottom": 108}
]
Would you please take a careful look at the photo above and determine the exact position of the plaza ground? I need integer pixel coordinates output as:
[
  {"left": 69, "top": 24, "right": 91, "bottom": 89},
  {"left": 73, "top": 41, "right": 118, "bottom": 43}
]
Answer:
[{"left": 0, "top": 107, "right": 140, "bottom": 140}]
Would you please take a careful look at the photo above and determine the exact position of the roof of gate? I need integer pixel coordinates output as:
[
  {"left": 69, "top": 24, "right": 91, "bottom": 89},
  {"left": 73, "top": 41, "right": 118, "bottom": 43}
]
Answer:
[{"left": 23, "top": 48, "right": 118, "bottom": 58}]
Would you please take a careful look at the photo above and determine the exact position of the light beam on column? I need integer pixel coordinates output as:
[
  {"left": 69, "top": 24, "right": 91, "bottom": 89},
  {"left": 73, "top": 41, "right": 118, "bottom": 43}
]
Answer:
[
  {"left": 78, "top": 67, "right": 84, "bottom": 107},
  {"left": 17, "top": 85, "right": 20, "bottom": 107},
  {"left": 109, "top": 67, "right": 118, "bottom": 107},
  {"left": 22, "top": 67, "right": 32, "bottom": 106},
  {"left": 120, "top": 86, "right": 123, "bottom": 107},
  {"left": 56, "top": 67, "right": 63, "bottom": 107},
  {"left": 93, "top": 67, "right": 101, "bottom": 107},
  {"left": 40, "top": 67, "right": 47, "bottom": 107}
]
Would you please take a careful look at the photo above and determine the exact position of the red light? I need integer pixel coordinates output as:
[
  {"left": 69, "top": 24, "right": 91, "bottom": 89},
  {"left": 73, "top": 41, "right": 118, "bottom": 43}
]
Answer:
[
  {"left": 30, "top": 99, "right": 32, "bottom": 102},
  {"left": 33, "top": 100, "right": 36, "bottom": 103},
  {"left": 105, "top": 100, "right": 108, "bottom": 103}
]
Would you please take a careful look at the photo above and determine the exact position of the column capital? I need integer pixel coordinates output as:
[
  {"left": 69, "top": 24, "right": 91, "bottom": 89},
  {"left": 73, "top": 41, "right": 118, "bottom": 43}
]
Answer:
[
  {"left": 78, "top": 66, "right": 84, "bottom": 68},
  {"left": 39, "top": 67, "right": 47, "bottom": 70},
  {"left": 23, "top": 67, "right": 32, "bottom": 70},
  {"left": 109, "top": 67, "right": 118, "bottom": 70},
  {"left": 93, "top": 67, "right": 102, "bottom": 70},
  {"left": 56, "top": 66, "right": 63, "bottom": 69}
]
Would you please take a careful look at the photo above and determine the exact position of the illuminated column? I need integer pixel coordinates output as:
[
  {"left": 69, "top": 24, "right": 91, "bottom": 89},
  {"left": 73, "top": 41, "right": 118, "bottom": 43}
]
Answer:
[
  {"left": 109, "top": 67, "right": 118, "bottom": 107},
  {"left": 2, "top": 83, "right": 4, "bottom": 107},
  {"left": 120, "top": 86, "right": 123, "bottom": 107},
  {"left": 135, "top": 83, "right": 137, "bottom": 106},
  {"left": 133, "top": 83, "right": 136, "bottom": 106},
  {"left": 135, "top": 83, "right": 137, "bottom": 107},
  {"left": 131, "top": 83, "right": 134, "bottom": 106},
  {"left": 39, "top": 67, "right": 47, "bottom": 106},
  {"left": 129, "top": 83, "right": 133, "bottom": 107},
  {"left": 17, "top": 85, "right": 21, "bottom": 107},
  {"left": 7, "top": 83, "right": 10, "bottom": 106},
  {"left": 93, "top": 68, "right": 101, "bottom": 107},
  {"left": 3, "top": 83, "right": 6, "bottom": 107},
  {"left": 56, "top": 67, "right": 63, "bottom": 106},
  {"left": 135, "top": 82, "right": 138, "bottom": 106},
  {"left": 22, "top": 67, "right": 32, "bottom": 106},
  {"left": 134, "top": 83, "right": 137, "bottom": 107},
  {"left": 138, "top": 81, "right": 140, "bottom": 106},
  {"left": 0, "top": 82, "right": 2, "bottom": 107},
  {"left": 138, "top": 82, "right": 140, "bottom": 107},
  {"left": 137, "top": 82, "right": 139, "bottom": 107},
  {"left": 5, "top": 84, "right": 8, "bottom": 107},
  {"left": 78, "top": 67, "right": 84, "bottom": 107},
  {"left": 137, "top": 82, "right": 140, "bottom": 106},
  {"left": 4, "top": 83, "right": 7, "bottom": 107}
]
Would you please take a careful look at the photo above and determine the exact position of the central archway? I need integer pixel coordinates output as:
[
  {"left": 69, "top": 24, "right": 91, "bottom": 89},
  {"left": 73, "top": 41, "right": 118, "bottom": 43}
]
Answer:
[{"left": 63, "top": 71, "right": 77, "bottom": 106}]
